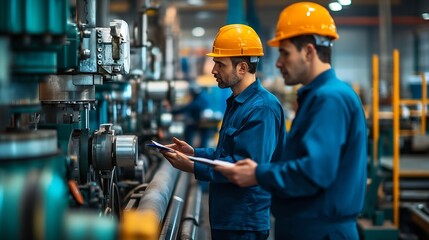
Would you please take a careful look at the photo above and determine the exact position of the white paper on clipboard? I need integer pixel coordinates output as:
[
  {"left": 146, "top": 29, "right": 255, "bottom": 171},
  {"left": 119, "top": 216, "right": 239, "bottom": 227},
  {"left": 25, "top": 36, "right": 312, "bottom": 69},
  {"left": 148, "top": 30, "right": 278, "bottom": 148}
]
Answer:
[
  {"left": 146, "top": 140, "right": 175, "bottom": 152},
  {"left": 188, "top": 156, "right": 234, "bottom": 168}
]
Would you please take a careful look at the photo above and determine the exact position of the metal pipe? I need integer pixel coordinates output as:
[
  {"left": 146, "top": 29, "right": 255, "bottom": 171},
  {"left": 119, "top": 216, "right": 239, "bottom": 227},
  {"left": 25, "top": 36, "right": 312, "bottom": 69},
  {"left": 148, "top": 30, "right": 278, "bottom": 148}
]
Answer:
[
  {"left": 120, "top": 159, "right": 179, "bottom": 239},
  {"left": 180, "top": 179, "right": 203, "bottom": 240},
  {"left": 136, "top": 157, "right": 179, "bottom": 223},
  {"left": 96, "top": 0, "right": 110, "bottom": 27},
  {"left": 164, "top": 29, "right": 174, "bottom": 80},
  {"left": 159, "top": 172, "right": 190, "bottom": 240},
  {"left": 84, "top": 108, "right": 89, "bottom": 129},
  {"left": 134, "top": 6, "right": 148, "bottom": 73}
]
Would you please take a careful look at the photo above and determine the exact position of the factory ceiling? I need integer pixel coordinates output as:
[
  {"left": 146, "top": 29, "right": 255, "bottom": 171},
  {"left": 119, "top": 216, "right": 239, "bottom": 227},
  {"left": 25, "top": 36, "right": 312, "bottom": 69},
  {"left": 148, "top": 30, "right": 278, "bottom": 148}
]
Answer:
[{"left": 107, "top": 0, "right": 429, "bottom": 41}]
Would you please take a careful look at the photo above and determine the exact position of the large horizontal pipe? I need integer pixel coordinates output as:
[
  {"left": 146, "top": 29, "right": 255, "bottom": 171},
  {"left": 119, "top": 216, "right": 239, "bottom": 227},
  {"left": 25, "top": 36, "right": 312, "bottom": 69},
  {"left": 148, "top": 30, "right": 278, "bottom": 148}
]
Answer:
[
  {"left": 180, "top": 179, "right": 203, "bottom": 240},
  {"left": 136, "top": 158, "right": 179, "bottom": 214},
  {"left": 120, "top": 159, "right": 179, "bottom": 240},
  {"left": 159, "top": 172, "right": 191, "bottom": 240}
]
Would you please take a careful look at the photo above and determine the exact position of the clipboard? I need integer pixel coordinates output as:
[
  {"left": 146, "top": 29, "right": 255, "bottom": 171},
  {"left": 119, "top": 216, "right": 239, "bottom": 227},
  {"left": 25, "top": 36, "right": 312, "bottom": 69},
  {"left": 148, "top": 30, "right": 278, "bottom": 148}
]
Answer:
[
  {"left": 188, "top": 156, "right": 234, "bottom": 168},
  {"left": 146, "top": 140, "right": 175, "bottom": 152}
]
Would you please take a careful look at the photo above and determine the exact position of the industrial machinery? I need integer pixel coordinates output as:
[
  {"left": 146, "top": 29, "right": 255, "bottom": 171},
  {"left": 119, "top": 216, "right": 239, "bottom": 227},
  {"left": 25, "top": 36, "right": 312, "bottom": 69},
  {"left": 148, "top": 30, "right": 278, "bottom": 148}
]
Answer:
[
  {"left": 0, "top": 0, "right": 120, "bottom": 238},
  {"left": 0, "top": 0, "right": 203, "bottom": 239}
]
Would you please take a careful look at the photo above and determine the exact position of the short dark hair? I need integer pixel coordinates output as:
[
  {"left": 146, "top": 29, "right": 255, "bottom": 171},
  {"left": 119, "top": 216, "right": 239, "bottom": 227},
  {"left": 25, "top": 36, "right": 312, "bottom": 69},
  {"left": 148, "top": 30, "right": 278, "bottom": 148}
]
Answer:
[
  {"left": 230, "top": 56, "right": 259, "bottom": 74},
  {"left": 289, "top": 35, "right": 332, "bottom": 64}
]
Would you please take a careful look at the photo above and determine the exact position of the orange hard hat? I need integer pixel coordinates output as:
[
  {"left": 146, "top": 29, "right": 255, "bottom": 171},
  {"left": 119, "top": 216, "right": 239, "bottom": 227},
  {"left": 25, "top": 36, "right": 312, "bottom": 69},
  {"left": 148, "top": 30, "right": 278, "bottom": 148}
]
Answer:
[
  {"left": 268, "top": 2, "right": 339, "bottom": 47},
  {"left": 207, "top": 24, "right": 264, "bottom": 57}
]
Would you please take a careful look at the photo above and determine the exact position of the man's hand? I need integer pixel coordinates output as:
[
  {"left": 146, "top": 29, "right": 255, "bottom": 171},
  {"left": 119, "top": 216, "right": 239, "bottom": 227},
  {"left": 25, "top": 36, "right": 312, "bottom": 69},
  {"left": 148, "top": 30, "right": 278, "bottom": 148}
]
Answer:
[
  {"left": 215, "top": 159, "right": 258, "bottom": 187},
  {"left": 162, "top": 150, "right": 194, "bottom": 173},
  {"left": 164, "top": 137, "right": 194, "bottom": 156}
]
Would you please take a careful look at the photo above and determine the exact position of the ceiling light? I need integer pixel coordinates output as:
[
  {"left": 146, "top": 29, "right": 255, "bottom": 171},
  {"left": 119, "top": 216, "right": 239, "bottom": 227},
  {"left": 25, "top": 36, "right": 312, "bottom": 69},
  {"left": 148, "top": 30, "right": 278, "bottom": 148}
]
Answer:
[
  {"left": 338, "top": 0, "right": 351, "bottom": 6},
  {"left": 329, "top": 1, "right": 342, "bottom": 11},
  {"left": 422, "top": 13, "right": 429, "bottom": 20},
  {"left": 192, "top": 27, "right": 205, "bottom": 37}
]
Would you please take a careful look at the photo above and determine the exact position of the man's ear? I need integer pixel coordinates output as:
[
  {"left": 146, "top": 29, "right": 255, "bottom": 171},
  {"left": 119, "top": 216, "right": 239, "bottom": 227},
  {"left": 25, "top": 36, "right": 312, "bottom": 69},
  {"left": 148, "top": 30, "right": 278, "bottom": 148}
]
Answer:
[
  {"left": 304, "top": 43, "right": 317, "bottom": 61},
  {"left": 236, "top": 62, "right": 248, "bottom": 74}
]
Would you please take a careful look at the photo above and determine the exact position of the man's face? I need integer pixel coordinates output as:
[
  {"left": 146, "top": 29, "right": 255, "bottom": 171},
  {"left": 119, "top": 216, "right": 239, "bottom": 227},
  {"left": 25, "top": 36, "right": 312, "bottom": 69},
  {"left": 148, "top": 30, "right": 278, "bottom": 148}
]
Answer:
[
  {"left": 211, "top": 57, "right": 241, "bottom": 89},
  {"left": 276, "top": 39, "right": 309, "bottom": 86}
]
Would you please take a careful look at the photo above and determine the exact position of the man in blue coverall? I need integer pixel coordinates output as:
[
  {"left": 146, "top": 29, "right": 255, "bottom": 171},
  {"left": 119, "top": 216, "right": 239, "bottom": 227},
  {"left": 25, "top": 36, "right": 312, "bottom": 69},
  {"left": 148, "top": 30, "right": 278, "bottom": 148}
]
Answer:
[
  {"left": 216, "top": 2, "right": 368, "bottom": 240},
  {"left": 160, "top": 24, "right": 286, "bottom": 240}
]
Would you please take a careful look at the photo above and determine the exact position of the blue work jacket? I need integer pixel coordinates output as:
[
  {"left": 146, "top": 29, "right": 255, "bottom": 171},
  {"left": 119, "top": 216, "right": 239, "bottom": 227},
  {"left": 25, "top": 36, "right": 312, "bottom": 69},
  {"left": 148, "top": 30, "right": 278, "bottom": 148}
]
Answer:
[
  {"left": 194, "top": 79, "right": 286, "bottom": 231},
  {"left": 256, "top": 69, "right": 367, "bottom": 238}
]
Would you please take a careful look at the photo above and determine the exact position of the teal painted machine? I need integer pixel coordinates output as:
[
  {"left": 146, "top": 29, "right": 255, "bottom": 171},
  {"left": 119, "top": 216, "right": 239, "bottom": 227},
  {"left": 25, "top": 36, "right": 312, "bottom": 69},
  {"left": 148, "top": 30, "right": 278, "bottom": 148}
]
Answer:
[
  {"left": 0, "top": 130, "right": 118, "bottom": 240},
  {"left": 0, "top": 0, "right": 204, "bottom": 239},
  {"left": 0, "top": 130, "right": 68, "bottom": 239},
  {"left": 0, "top": 0, "right": 132, "bottom": 239}
]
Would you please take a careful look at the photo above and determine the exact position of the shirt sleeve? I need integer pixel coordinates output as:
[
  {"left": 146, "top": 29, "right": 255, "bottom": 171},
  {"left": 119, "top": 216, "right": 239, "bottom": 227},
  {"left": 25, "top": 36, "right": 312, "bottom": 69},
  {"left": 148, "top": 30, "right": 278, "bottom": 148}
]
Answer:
[
  {"left": 195, "top": 106, "right": 283, "bottom": 183},
  {"left": 255, "top": 95, "right": 348, "bottom": 198},
  {"left": 193, "top": 147, "right": 216, "bottom": 181}
]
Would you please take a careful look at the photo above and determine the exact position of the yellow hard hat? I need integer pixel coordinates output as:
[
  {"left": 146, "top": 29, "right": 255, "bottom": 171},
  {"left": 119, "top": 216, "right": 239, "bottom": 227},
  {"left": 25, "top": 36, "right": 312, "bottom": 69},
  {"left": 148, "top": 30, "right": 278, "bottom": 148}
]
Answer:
[
  {"left": 268, "top": 2, "right": 339, "bottom": 47},
  {"left": 207, "top": 24, "right": 264, "bottom": 57}
]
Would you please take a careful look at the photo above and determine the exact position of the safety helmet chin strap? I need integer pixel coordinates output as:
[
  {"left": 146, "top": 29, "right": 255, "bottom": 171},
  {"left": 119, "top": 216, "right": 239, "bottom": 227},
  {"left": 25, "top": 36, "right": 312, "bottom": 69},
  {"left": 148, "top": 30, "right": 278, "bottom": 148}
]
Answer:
[{"left": 313, "top": 35, "right": 334, "bottom": 47}]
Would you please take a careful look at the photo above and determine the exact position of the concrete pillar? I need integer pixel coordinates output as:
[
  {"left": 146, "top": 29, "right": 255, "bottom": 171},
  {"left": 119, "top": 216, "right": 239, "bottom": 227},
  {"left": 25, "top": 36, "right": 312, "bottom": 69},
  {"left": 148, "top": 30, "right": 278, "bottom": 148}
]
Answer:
[{"left": 378, "top": 0, "right": 393, "bottom": 100}]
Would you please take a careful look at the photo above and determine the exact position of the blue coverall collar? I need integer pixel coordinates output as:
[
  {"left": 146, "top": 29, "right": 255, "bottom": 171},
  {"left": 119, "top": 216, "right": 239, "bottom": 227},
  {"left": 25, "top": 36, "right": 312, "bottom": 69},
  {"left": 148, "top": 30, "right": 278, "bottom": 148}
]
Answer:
[
  {"left": 227, "top": 79, "right": 261, "bottom": 104},
  {"left": 297, "top": 69, "right": 336, "bottom": 97}
]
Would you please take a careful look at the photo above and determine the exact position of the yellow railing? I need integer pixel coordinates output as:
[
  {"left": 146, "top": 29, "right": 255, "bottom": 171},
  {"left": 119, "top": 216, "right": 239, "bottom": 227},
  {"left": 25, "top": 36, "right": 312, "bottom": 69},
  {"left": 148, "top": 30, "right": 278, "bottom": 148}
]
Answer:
[
  {"left": 392, "top": 49, "right": 400, "bottom": 228},
  {"left": 372, "top": 54, "right": 379, "bottom": 167},
  {"left": 373, "top": 49, "right": 428, "bottom": 227}
]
